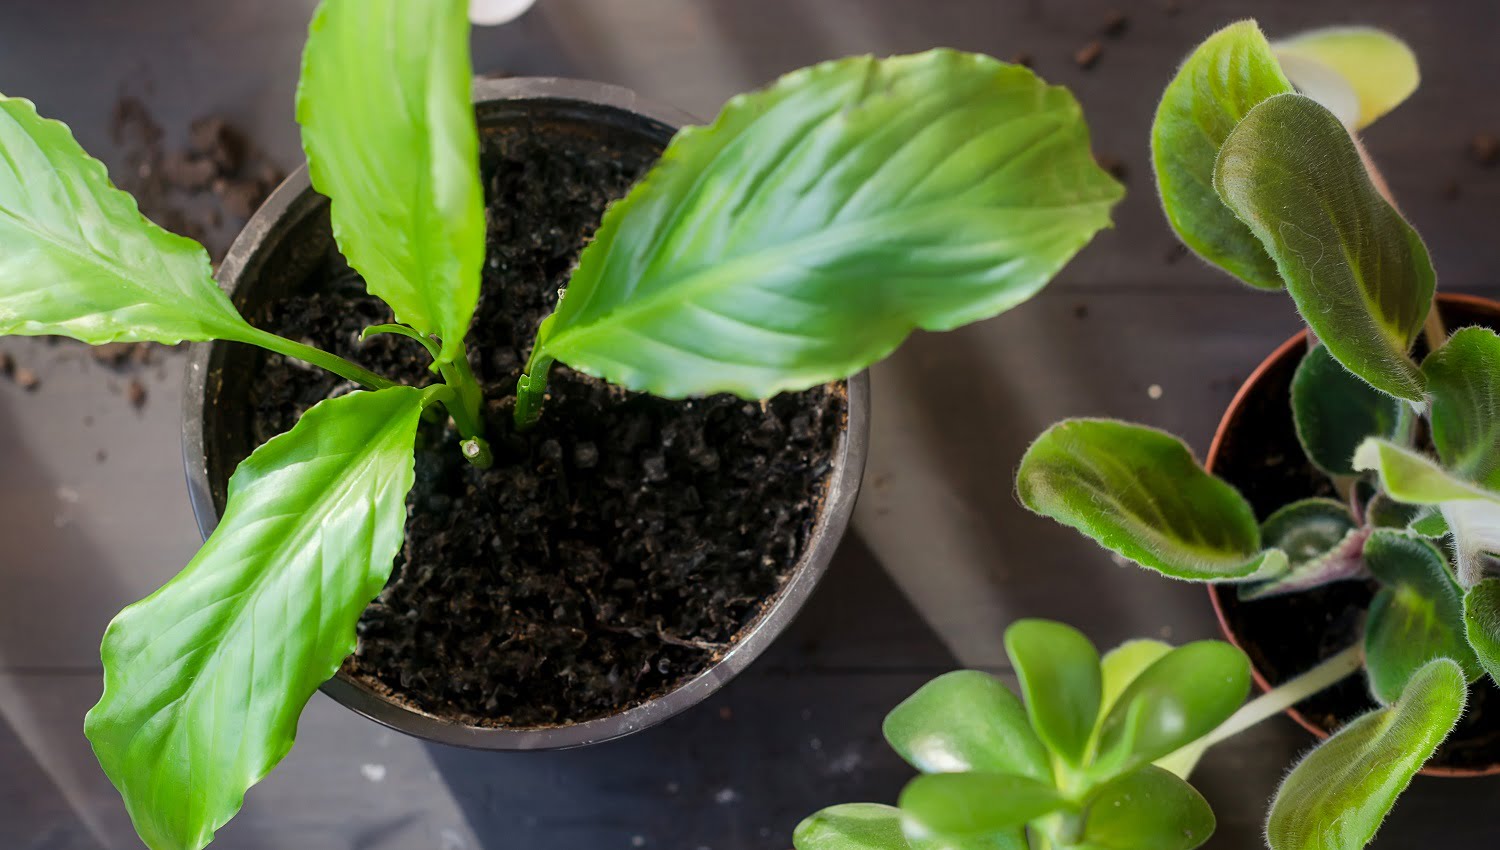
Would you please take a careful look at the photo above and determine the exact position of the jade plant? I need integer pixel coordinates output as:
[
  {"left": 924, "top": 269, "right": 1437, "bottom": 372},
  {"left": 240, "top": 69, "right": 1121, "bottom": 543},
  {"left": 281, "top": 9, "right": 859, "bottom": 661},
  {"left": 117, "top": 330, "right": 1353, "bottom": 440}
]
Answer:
[{"left": 0, "top": 1, "right": 1121, "bottom": 848}]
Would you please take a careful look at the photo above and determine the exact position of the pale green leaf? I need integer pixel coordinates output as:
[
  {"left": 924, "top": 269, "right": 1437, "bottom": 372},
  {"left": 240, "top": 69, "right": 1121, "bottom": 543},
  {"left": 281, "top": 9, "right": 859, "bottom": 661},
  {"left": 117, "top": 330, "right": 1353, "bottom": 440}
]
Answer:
[
  {"left": 1463, "top": 579, "right": 1500, "bottom": 689},
  {"left": 794, "top": 805, "right": 911, "bottom": 850},
  {"left": 1423, "top": 327, "right": 1500, "bottom": 489},
  {"left": 528, "top": 49, "right": 1122, "bottom": 399},
  {"left": 1274, "top": 27, "right": 1419, "bottom": 130},
  {"left": 1239, "top": 499, "right": 1366, "bottom": 600},
  {"left": 1362, "top": 530, "right": 1481, "bottom": 704},
  {"left": 1095, "top": 641, "right": 1250, "bottom": 772},
  {"left": 1267, "top": 658, "right": 1466, "bottom": 850},
  {"left": 1099, "top": 640, "right": 1173, "bottom": 718},
  {"left": 1291, "top": 344, "right": 1401, "bottom": 476},
  {"left": 1004, "top": 619, "right": 1101, "bottom": 766},
  {"left": 899, "top": 773, "right": 1065, "bottom": 838},
  {"left": 883, "top": 670, "right": 1051, "bottom": 782},
  {"left": 297, "top": 0, "right": 484, "bottom": 364},
  {"left": 1078, "top": 766, "right": 1215, "bottom": 850},
  {"left": 85, "top": 388, "right": 429, "bottom": 850},
  {"left": 1151, "top": 20, "right": 1293, "bottom": 290}
]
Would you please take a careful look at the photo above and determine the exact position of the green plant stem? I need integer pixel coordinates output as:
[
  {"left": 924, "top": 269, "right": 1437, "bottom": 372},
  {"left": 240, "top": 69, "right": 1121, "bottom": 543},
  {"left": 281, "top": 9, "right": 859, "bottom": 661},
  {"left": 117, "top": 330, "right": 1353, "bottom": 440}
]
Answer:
[
  {"left": 240, "top": 327, "right": 395, "bottom": 391},
  {"left": 424, "top": 385, "right": 492, "bottom": 470},
  {"left": 1422, "top": 307, "right": 1449, "bottom": 354},
  {"left": 437, "top": 344, "right": 485, "bottom": 436},
  {"left": 514, "top": 349, "right": 554, "bottom": 431}
]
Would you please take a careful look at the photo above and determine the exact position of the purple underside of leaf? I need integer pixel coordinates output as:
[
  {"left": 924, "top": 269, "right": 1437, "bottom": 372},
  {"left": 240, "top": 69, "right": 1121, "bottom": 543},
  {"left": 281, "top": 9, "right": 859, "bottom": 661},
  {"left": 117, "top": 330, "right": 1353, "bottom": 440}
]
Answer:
[{"left": 1239, "top": 527, "right": 1372, "bottom": 600}]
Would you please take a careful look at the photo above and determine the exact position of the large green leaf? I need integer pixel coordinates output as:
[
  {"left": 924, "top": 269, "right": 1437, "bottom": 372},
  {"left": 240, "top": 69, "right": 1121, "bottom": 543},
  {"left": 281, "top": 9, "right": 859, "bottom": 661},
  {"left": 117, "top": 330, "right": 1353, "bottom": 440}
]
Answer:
[
  {"left": 1464, "top": 579, "right": 1500, "bottom": 689},
  {"left": 1423, "top": 327, "right": 1500, "bottom": 489},
  {"left": 525, "top": 49, "right": 1122, "bottom": 399},
  {"left": 85, "top": 388, "right": 430, "bottom": 850},
  {"left": 793, "top": 804, "right": 1028, "bottom": 850},
  {"left": 1151, "top": 20, "right": 1292, "bottom": 290},
  {"left": 1004, "top": 619, "right": 1101, "bottom": 766},
  {"left": 1077, "top": 766, "right": 1215, "bottom": 850},
  {"left": 1266, "top": 658, "right": 1466, "bottom": 850},
  {"left": 1099, "top": 640, "right": 1173, "bottom": 718},
  {"left": 297, "top": 0, "right": 484, "bottom": 364},
  {"left": 1094, "top": 641, "right": 1250, "bottom": 772},
  {"left": 1273, "top": 27, "right": 1419, "bottom": 130},
  {"left": 1017, "top": 419, "right": 1279, "bottom": 580},
  {"left": 1214, "top": 93, "right": 1433, "bottom": 403},
  {"left": 0, "top": 96, "right": 253, "bottom": 343},
  {"left": 883, "top": 670, "right": 1051, "bottom": 782},
  {"left": 899, "top": 773, "right": 1065, "bottom": 838},
  {"left": 1291, "top": 344, "right": 1402, "bottom": 476},
  {"left": 1240, "top": 499, "right": 1366, "bottom": 601},
  {"left": 1362, "top": 530, "right": 1481, "bottom": 704}
]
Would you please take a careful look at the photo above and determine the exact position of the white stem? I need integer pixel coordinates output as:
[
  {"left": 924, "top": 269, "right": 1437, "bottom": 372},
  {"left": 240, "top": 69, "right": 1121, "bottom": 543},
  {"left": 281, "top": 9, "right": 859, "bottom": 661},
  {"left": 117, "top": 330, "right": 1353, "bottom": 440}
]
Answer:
[{"left": 1201, "top": 644, "right": 1364, "bottom": 750}]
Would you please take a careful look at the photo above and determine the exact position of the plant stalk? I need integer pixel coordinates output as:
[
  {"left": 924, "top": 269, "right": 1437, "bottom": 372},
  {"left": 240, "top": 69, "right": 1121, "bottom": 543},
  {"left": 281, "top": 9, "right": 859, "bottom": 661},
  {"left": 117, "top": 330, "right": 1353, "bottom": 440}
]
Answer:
[
  {"left": 1200, "top": 643, "right": 1364, "bottom": 751},
  {"left": 241, "top": 327, "right": 395, "bottom": 391},
  {"left": 1422, "top": 308, "right": 1449, "bottom": 354},
  {"left": 437, "top": 343, "right": 486, "bottom": 438},
  {"left": 514, "top": 350, "right": 554, "bottom": 431}
]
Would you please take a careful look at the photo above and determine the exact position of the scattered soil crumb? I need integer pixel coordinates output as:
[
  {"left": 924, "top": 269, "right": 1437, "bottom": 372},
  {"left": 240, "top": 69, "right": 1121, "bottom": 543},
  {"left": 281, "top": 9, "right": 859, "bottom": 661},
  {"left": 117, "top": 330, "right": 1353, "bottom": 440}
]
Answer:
[
  {"left": 1147, "top": 383, "right": 1164, "bottom": 400},
  {"left": 127, "top": 379, "right": 148, "bottom": 410},
  {"left": 14, "top": 367, "right": 39, "bottom": 391},
  {"left": 1074, "top": 40, "right": 1104, "bottom": 70},
  {"left": 1164, "top": 242, "right": 1189, "bottom": 264},
  {"left": 1074, "top": 303, "right": 1089, "bottom": 319},
  {"left": 1096, "top": 153, "right": 1128, "bottom": 183},
  {"left": 1010, "top": 52, "right": 1035, "bottom": 68},
  {"left": 1443, "top": 178, "right": 1462, "bottom": 201},
  {"left": 719, "top": 706, "right": 733, "bottom": 721},
  {"left": 1470, "top": 133, "right": 1500, "bottom": 167},
  {"left": 1102, "top": 10, "right": 1129, "bottom": 37},
  {"left": 0, "top": 350, "right": 12, "bottom": 376},
  {"left": 96, "top": 450, "right": 108, "bottom": 464}
]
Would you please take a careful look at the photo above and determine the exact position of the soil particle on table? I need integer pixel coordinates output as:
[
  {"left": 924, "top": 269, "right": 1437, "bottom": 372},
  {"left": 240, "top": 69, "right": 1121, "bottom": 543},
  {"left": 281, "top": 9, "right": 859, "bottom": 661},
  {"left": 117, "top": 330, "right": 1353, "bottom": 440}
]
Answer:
[
  {"left": 1074, "top": 40, "right": 1104, "bottom": 70},
  {"left": 244, "top": 123, "right": 844, "bottom": 727}
]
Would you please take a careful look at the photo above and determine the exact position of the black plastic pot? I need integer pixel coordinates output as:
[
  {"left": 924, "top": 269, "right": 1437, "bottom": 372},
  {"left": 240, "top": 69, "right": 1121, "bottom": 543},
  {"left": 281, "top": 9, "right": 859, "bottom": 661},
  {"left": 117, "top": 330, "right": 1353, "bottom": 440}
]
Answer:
[{"left": 182, "top": 77, "right": 870, "bottom": 751}]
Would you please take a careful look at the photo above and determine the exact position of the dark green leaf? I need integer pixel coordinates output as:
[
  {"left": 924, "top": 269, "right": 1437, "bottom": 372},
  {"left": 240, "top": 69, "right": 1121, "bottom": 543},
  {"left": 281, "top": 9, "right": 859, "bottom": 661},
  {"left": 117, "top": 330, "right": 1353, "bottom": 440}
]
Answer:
[
  {"left": 1464, "top": 579, "right": 1500, "bottom": 689},
  {"left": 1362, "top": 530, "right": 1480, "bottom": 703},
  {"left": 883, "top": 670, "right": 1051, "bottom": 782},
  {"left": 1214, "top": 93, "right": 1433, "bottom": 403},
  {"left": 1423, "top": 327, "right": 1500, "bottom": 489},
  {"left": 85, "top": 388, "right": 430, "bottom": 850},
  {"left": 297, "top": 0, "right": 484, "bottom": 364},
  {"left": 899, "top": 773, "right": 1065, "bottom": 838},
  {"left": 1291, "top": 344, "right": 1401, "bottom": 476},
  {"left": 1095, "top": 641, "right": 1250, "bottom": 772},
  {"left": 1004, "top": 619, "right": 1101, "bottom": 766},
  {"left": 528, "top": 50, "right": 1122, "bottom": 399},
  {"left": 1151, "top": 20, "right": 1293, "bottom": 290},
  {"left": 1078, "top": 766, "right": 1215, "bottom": 850},
  {"left": 1272, "top": 27, "right": 1419, "bottom": 130},
  {"left": 1365, "top": 493, "right": 1421, "bottom": 530},
  {"left": 794, "top": 805, "right": 911, "bottom": 850},
  {"left": 1240, "top": 499, "right": 1366, "bottom": 600},
  {"left": 1017, "top": 419, "right": 1279, "bottom": 580},
  {"left": 1267, "top": 658, "right": 1466, "bottom": 850}
]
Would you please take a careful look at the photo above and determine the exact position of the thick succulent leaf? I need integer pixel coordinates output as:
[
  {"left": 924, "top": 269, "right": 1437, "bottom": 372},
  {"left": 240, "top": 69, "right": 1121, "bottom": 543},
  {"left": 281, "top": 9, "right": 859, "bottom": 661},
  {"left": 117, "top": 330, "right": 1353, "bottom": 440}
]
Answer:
[
  {"left": 1423, "top": 327, "right": 1500, "bottom": 489},
  {"left": 1362, "top": 530, "right": 1481, "bottom": 704},
  {"left": 1003, "top": 619, "right": 1101, "bottom": 766},
  {"left": 1214, "top": 93, "right": 1433, "bottom": 403},
  {"left": 794, "top": 805, "right": 911, "bottom": 850},
  {"left": 899, "top": 773, "right": 1065, "bottom": 838},
  {"left": 1291, "top": 345, "right": 1401, "bottom": 476},
  {"left": 84, "top": 388, "right": 429, "bottom": 850},
  {"left": 1464, "top": 579, "right": 1500, "bottom": 688},
  {"left": 1266, "top": 658, "right": 1466, "bottom": 850},
  {"left": 1151, "top": 20, "right": 1293, "bottom": 290},
  {"left": 0, "top": 96, "right": 252, "bottom": 344},
  {"left": 1273, "top": 27, "right": 1419, "bottom": 130},
  {"left": 883, "top": 670, "right": 1051, "bottom": 782},
  {"left": 530, "top": 49, "right": 1122, "bottom": 399},
  {"left": 297, "top": 0, "right": 484, "bottom": 364},
  {"left": 1240, "top": 499, "right": 1367, "bottom": 600},
  {"left": 1099, "top": 639, "right": 1173, "bottom": 717},
  {"left": 1095, "top": 641, "right": 1251, "bottom": 772},
  {"left": 1017, "top": 419, "right": 1276, "bottom": 580},
  {"left": 1078, "top": 766, "right": 1215, "bottom": 850}
]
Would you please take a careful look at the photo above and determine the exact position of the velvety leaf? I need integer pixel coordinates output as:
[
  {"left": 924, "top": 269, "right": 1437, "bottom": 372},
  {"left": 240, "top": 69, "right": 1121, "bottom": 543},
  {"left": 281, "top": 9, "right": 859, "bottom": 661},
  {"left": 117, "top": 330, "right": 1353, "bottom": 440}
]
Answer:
[
  {"left": 1095, "top": 641, "right": 1251, "bottom": 772},
  {"left": 1004, "top": 619, "right": 1101, "bottom": 766},
  {"left": 1464, "top": 579, "right": 1500, "bottom": 689},
  {"left": 883, "top": 670, "right": 1051, "bottom": 782},
  {"left": 1239, "top": 499, "right": 1366, "bottom": 600},
  {"left": 1078, "top": 766, "right": 1215, "bottom": 850},
  {"left": 1266, "top": 658, "right": 1466, "bottom": 850},
  {"left": 1151, "top": 20, "right": 1292, "bottom": 290},
  {"left": 1017, "top": 419, "right": 1276, "bottom": 580},
  {"left": 1423, "top": 327, "right": 1500, "bottom": 489},
  {"left": 1362, "top": 530, "right": 1481, "bottom": 704},
  {"left": 1291, "top": 344, "right": 1401, "bottom": 476},
  {"left": 0, "top": 96, "right": 253, "bottom": 344},
  {"left": 794, "top": 805, "right": 911, "bottom": 850},
  {"left": 85, "top": 388, "right": 430, "bottom": 850},
  {"left": 1408, "top": 507, "right": 1450, "bottom": 538},
  {"left": 297, "top": 0, "right": 484, "bottom": 364},
  {"left": 1214, "top": 94, "right": 1433, "bottom": 403},
  {"left": 899, "top": 773, "right": 1065, "bottom": 838},
  {"left": 528, "top": 49, "right": 1122, "bottom": 399},
  {"left": 1099, "top": 640, "right": 1173, "bottom": 717},
  {"left": 1273, "top": 27, "right": 1419, "bottom": 130},
  {"left": 1365, "top": 493, "right": 1421, "bottom": 531}
]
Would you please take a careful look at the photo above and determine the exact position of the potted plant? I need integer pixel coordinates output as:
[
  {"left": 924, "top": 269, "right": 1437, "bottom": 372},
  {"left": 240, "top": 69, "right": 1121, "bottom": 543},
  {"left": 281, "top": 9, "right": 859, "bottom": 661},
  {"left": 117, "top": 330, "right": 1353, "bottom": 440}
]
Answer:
[{"left": 0, "top": 0, "right": 1122, "bottom": 847}]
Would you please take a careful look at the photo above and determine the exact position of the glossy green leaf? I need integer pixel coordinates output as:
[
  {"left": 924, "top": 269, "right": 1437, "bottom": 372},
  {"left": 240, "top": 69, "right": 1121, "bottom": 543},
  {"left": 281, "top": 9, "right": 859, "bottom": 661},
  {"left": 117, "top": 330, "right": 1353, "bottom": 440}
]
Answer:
[
  {"left": 85, "top": 388, "right": 429, "bottom": 850},
  {"left": 883, "top": 670, "right": 1051, "bottom": 782},
  {"left": 1004, "top": 619, "right": 1101, "bottom": 766},
  {"left": 1362, "top": 530, "right": 1480, "bottom": 704},
  {"left": 1291, "top": 345, "right": 1401, "bottom": 476},
  {"left": 794, "top": 805, "right": 911, "bottom": 850},
  {"left": 1464, "top": 579, "right": 1500, "bottom": 689},
  {"left": 1214, "top": 93, "right": 1433, "bottom": 403},
  {"left": 1099, "top": 640, "right": 1173, "bottom": 717},
  {"left": 0, "top": 96, "right": 253, "bottom": 344},
  {"left": 1017, "top": 419, "right": 1278, "bottom": 580},
  {"left": 1267, "top": 658, "right": 1466, "bottom": 850},
  {"left": 1274, "top": 27, "right": 1419, "bottom": 130},
  {"left": 1240, "top": 499, "right": 1366, "bottom": 600},
  {"left": 297, "top": 0, "right": 484, "bottom": 364},
  {"left": 527, "top": 49, "right": 1121, "bottom": 399},
  {"left": 1423, "top": 327, "right": 1500, "bottom": 489},
  {"left": 899, "top": 773, "right": 1065, "bottom": 838},
  {"left": 1151, "top": 20, "right": 1293, "bottom": 290},
  {"left": 1078, "top": 766, "right": 1215, "bottom": 850},
  {"left": 1095, "top": 641, "right": 1251, "bottom": 772}
]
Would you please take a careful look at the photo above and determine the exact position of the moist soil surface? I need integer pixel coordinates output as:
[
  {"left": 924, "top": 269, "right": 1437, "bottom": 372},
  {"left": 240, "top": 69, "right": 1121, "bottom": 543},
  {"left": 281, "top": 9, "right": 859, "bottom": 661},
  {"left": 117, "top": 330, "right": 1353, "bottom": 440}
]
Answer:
[
  {"left": 1212, "top": 298, "right": 1500, "bottom": 771},
  {"left": 242, "top": 122, "right": 844, "bottom": 728}
]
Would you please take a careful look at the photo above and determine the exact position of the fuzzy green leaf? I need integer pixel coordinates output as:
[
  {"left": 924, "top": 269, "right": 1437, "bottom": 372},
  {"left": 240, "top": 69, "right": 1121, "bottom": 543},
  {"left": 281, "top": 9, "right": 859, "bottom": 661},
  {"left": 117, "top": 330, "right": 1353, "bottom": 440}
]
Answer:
[
  {"left": 883, "top": 670, "right": 1051, "bottom": 782},
  {"left": 1464, "top": 579, "right": 1500, "bottom": 689},
  {"left": 1078, "top": 766, "right": 1215, "bottom": 850},
  {"left": 899, "top": 773, "right": 1065, "bottom": 839},
  {"left": 1017, "top": 419, "right": 1277, "bottom": 580},
  {"left": 1424, "top": 327, "right": 1500, "bottom": 490},
  {"left": 1151, "top": 20, "right": 1293, "bottom": 290},
  {"left": 85, "top": 388, "right": 429, "bottom": 850},
  {"left": 1095, "top": 641, "right": 1251, "bottom": 772},
  {"left": 527, "top": 49, "right": 1121, "bottom": 399},
  {"left": 1291, "top": 345, "right": 1401, "bottom": 476},
  {"left": 1362, "top": 530, "right": 1481, "bottom": 704},
  {"left": 1273, "top": 27, "right": 1419, "bottom": 130},
  {"left": 1240, "top": 499, "right": 1365, "bottom": 600},
  {"left": 1004, "top": 619, "right": 1101, "bottom": 766},
  {"left": 1267, "top": 658, "right": 1466, "bottom": 850},
  {"left": 0, "top": 96, "right": 253, "bottom": 344},
  {"left": 296, "top": 0, "right": 484, "bottom": 364},
  {"left": 1214, "top": 93, "right": 1433, "bottom": 403}
]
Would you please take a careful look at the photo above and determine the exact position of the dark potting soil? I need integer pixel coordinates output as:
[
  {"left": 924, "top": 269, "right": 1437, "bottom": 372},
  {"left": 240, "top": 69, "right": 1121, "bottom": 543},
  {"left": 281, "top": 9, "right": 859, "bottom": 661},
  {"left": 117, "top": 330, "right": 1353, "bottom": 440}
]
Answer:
[
  {"left": 1212, "top": 298, "right": 1500, "bottom": 771},
  {"left": 242, "top": 123, "right": 845, "bottom": 727}
]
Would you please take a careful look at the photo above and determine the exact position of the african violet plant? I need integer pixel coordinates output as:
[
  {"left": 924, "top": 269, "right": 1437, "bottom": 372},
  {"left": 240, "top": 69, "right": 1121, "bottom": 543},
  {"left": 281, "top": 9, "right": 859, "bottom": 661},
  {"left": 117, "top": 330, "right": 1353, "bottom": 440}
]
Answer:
[{"left": 0, "top": 1, "right": 1120, "bottom": 848}]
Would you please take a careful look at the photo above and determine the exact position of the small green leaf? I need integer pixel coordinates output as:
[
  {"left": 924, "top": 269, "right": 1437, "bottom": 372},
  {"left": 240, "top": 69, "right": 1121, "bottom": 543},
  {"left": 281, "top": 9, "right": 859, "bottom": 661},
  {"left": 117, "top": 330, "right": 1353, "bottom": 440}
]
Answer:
[
  {"left": 1004, "top": 619, "right": 1101, "bottom": 766},
  {"left": 1365, "top": 493, "right": 1421, "bottom": 531},
  {"left": 1214, "top": 94, "right": 1433, "bottom": 404},
  {"left": 1017, "top": 419, "right": 1273, "bottom": 580},
  {"left": 1273, "top": 27, "right": 1419, "bottom": 130},
  {"left": 297, "top": 0, "right": 484, "bottom": 364},
  {"left": 1408, "top": 507, "right": 1451, "bottom": 538},
  {"left": 1240, "top": 499, "right": 1366, "bottom": 600},
  {"left": 1423, "top": 327, "right": 1500, "bottom": 490},
  {"left": 528, "top": 49, "right": 1122, "bottom": 399},
  {"left": 1291, "top": 345, "right": 1401, "bottom": 476},
  {"left": 1362, "top": 530, "right": 1481, "bottom": 704},
  {"left": 899, "top": 773, "right": 1066, "bottom": 838},
  {"left": 1099, "top": 640, "right": 1173, "bottom": 717},
  {"left": 1078, "top": 766, "right": 1215, "bottom": 850},
  {"left": 1267, "top": 658, "right": 1466, "bottom": 850},
  {"left": 1151, "top": 20, "right": 1293, "bottom": 290},
  {"left": 0, "top": 96, "right": 252, "bottom": 344},
  {"left": 1095, "top": 641, "right": 1251, "bottom": 772},
  {"left": 883, "top": 670, "right": 1051, "bottom": 782},
  {"left": 85, "top": 388, "right": 429, "bottom": 850},
  {"left": 1464, "top": 579, "right": 1500, "bottom": 689},
  {"left": 794, "top": 805, "right": 911, "bottom": 850}
]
